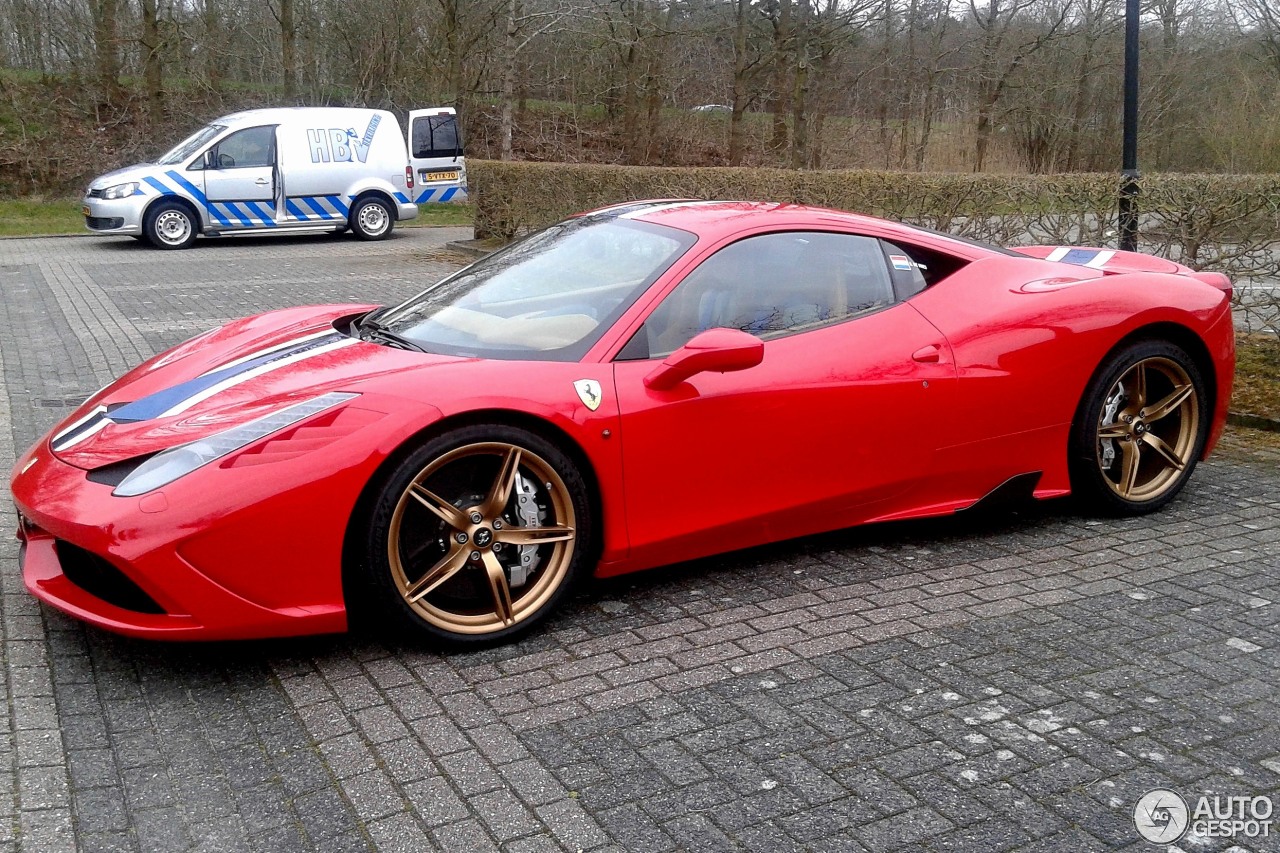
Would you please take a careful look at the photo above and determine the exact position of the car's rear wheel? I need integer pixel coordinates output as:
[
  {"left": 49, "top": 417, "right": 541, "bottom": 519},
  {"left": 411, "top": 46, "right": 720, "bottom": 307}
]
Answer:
[
  {"left": 363, "top": 425, "right": 592, "bottom": 643},
  {"left": 1070, "top": 340, "right": 1208, "bottom": 515},
  {"left": 350, "top": 196, "right": 393, "bottom": 241}
]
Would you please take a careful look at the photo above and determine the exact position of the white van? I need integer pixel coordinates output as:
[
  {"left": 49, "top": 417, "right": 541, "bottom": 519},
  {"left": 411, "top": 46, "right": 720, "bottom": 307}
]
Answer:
[{"left": 81, "top": 106, "right": 466, "bottom": 249}]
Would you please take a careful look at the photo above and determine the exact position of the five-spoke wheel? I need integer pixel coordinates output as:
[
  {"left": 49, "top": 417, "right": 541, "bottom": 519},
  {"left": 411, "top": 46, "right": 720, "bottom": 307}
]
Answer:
[
  {"left": 1071, "top": 340, "right": 1208, "bottom": 514},
  {"left": 363, "top": 426, "right": 592, "bottom": 643}
]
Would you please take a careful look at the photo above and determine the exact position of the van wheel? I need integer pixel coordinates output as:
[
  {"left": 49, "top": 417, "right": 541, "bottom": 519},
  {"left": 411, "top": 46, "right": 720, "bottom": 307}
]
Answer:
[
  {"left": 351, "top": 197, "right": 394, "bottom": 241},
  {"left": 144, "top": 200, "right": 198, "bottom": 249}
]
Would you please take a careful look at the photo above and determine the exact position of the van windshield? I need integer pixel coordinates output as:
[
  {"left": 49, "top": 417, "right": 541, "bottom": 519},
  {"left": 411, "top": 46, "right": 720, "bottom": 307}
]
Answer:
[{"left": 156, "top": 124, "right": 226, "bottom": 166}]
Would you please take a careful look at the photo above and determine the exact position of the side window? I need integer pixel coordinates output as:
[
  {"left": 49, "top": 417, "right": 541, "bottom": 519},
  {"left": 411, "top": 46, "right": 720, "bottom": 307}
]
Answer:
[
  {"left": 879, "top": 239, "right": 969, "bottom": 293},
  {"left": 209, "top": 126, "right": 276, "bottom": 169},
  {"left": 881, "top": 240, "right": 929, "bottom": 301},
  {"left": 412, "top": 114, "right": 462, "bottom": 159},
  {"left": 634, "top": 231, "right": 896, "bottom": 359}
]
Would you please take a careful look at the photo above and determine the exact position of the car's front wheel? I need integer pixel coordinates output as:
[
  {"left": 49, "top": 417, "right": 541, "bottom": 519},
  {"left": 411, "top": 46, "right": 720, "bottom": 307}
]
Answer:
[
  {"left": 143, "top": 200, "right": 198, "bottom": 249},
  {"left": 1070, "top": 339, "right": 1209, "bottom": 515},
  {"left": 363, "top": 425, "right": 593, "bottom": 644}
]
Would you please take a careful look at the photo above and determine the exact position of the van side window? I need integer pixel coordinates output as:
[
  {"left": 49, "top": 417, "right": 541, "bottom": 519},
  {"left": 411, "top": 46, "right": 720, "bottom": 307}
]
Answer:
[
  {"left": 412, "top": 115, "right": 461, "bottom": 159},
  {"left": 210, "top": 126, "right": 276, "bottom": 169}
]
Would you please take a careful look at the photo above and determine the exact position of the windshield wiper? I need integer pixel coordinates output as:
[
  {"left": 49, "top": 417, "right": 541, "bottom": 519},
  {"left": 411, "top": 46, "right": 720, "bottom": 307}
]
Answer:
[{"left": 355, "top": 313, "right": 427, "bottom": 353}]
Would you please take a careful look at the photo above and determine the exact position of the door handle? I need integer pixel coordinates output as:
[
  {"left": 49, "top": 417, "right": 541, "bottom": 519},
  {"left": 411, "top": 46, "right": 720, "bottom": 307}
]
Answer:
[
  {"left": 255, "top": 178, "right": 270, "bottom": 185},
  {"left": 911, "top": 344, "right": 941, "bottom": 363}
]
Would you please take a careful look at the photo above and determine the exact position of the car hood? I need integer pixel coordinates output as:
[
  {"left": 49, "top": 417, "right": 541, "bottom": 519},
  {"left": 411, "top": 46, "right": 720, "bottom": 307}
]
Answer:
[
  {"left": 48, "top": 305, "right": 463, "bottom": 470},
  {"left": 89, "top": 164, "right": 161, "bottom": 190}
]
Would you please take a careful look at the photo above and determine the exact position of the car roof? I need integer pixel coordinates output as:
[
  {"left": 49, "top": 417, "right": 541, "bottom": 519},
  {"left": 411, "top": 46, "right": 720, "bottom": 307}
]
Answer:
[
  {"left": 214, "top": 107, "right": 393, "bottom": 129},
  {"left": 586, "top": 199, "right": 1001, "bottom": 259}
]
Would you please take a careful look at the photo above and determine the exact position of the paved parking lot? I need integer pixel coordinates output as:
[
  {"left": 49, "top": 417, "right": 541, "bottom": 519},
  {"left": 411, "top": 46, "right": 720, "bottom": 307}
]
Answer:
[{"left": 0, "top": 228, "right": 1278, "bottom": 852}]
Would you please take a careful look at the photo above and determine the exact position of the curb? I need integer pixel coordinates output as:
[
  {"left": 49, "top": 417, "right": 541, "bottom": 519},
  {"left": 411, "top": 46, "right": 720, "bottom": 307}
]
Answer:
[
  {"left": 1228, "top": 412, "right": 1280, "bottom": 433},
  {"left": 445, "top": 239, "right": 503, "bottom": 258}
]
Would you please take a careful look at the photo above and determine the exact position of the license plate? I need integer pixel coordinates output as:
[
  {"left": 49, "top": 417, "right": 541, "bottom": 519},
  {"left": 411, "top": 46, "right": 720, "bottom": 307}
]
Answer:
[
  {"left": 425, "top": 171, "right": 459, "bottom": 182},
  {"left": 82, "top": 205, "right": 91, "bottom": 216}
]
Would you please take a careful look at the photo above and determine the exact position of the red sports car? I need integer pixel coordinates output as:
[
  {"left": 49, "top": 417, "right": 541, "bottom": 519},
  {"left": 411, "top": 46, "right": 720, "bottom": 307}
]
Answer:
[{"left": 10, "top": 201, "right": 1235, "bottom": 643}]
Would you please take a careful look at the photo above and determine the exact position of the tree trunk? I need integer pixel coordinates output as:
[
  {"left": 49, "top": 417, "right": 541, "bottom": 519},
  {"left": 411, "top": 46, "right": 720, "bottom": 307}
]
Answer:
[
  {"left": 1065, "top": 43, "right": 1093, "bottom": 171},
  {"left": 809, "top": 111, "right": 825, "bottom": 168},
  {"left": 877, "top": 0, "right": 893, "bottom": 168},
  {"left": 622, "top": 37, "right": 641, "bottom": 162},
  {"left": 280, "top": 0, "right": 297, "bottom": 100},
  {"left": 500, "top": 0, "right": 518, "bottom": 161},
  {"left": 770, "top": 0, "right": 792, "bottom": 155},
  {"left": 974, "top": 95, "right": 992, "bottom": 172},
  {"left": 90, "top": 0, "right": 122, "bottom": 104},
  {"left": 789, "top": 2, "right": 808, "bottom": 169},
  {"left": 729, "top": 0, "right": 750, "bottom": 166},
  {"left": 140, "top": 0, "right": 163, "bottom": 125},
  {"left": 202, "top": 0, "right": 222, "bottom": 92}
]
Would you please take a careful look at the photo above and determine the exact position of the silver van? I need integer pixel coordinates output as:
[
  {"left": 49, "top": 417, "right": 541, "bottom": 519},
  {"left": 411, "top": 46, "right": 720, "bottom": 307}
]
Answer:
[{"left": 81, "top": 106, "right": 465, "bottom": 249}]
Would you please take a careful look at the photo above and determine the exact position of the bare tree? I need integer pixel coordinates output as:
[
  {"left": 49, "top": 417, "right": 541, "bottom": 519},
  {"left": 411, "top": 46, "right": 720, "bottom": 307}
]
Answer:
[
  {"left": 89, "top": 0, "right": 123, "bottom": 103},
  {"left": 969, "top": 0, "right": 1067, "bottom": 171}
]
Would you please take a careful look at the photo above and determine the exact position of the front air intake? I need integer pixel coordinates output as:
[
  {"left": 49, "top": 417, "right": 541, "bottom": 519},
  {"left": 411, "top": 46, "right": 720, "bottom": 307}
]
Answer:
[{"left": 55, "top": 541, "right": 165, "bottom": 614}]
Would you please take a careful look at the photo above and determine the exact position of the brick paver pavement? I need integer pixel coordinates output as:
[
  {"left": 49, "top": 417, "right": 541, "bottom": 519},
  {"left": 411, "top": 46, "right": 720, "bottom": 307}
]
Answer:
[{"left": 0, "top": 228, "right": 1277, "bottom": 852}]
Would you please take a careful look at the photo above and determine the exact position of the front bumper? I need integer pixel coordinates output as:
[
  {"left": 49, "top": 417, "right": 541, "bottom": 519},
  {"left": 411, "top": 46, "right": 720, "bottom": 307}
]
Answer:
[
  {"left": 9, "top": 393, "right": 442, "bottom": 641},
  {"left": 82, "top": 195, "right": 146, "bottom": 236}
]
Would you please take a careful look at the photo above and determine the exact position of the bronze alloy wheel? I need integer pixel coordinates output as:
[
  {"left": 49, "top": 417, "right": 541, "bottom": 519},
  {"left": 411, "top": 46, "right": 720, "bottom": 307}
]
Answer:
[
  {"left": 386, "top": 441, "right": 577, "bottom": 635},
  {"left": 1095, "top": 355, "right": 1200, "bottom": 502}
]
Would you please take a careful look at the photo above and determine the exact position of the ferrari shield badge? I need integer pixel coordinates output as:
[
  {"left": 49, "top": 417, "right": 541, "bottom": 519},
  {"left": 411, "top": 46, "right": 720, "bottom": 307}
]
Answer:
[{"left": 574, "top": 379, "right": 603, "bottom": 411}]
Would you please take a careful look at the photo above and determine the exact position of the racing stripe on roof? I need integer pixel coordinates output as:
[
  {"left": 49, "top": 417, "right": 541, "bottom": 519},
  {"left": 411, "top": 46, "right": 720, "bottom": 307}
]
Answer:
[{"left": 616, "top": 200, "right": 735, "bottom": 219}]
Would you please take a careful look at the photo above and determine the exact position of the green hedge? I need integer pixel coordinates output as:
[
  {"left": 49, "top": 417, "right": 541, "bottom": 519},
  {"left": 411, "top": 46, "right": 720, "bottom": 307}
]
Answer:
[{"left": 468, "top": 161, "right": 1280, "bottom": 285}]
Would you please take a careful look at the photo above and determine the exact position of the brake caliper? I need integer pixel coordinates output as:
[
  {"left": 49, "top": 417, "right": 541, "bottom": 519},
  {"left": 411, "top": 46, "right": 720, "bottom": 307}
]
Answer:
[{"left": 508, "top": 473, "right": 545, "bottom": 588}]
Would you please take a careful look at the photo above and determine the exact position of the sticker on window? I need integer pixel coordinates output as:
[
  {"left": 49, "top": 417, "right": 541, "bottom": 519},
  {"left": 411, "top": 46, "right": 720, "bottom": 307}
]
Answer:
[{"left": 889, "top": 254, "right": 914, "bottom": 271}]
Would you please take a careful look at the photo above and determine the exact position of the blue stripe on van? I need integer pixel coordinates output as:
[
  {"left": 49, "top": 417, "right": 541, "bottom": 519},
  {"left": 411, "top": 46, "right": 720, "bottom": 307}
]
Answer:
[
  {"left": 326, "top": 195, "right": 349, "bottom": 217},
  {"left": 303, "top": 197, "right": 334, "bottom": 220},
  {"left": 285, "top": 199, "right": 310, "bottom": 221},
  {"left": 243, "top": 201, "right": 277, "bottom": 226}
]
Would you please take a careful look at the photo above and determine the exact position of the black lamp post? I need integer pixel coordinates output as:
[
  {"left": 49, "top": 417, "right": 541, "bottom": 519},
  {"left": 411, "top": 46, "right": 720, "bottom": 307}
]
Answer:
[{"left": 1118, "top": 0, "right": 1140, "bottom": 252}]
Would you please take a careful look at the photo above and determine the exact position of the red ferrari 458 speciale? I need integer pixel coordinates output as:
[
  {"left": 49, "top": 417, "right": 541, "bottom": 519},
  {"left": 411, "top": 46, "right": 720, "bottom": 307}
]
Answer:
[{"left": 10, "top": 200, "right": 1235, "bottom": 643}]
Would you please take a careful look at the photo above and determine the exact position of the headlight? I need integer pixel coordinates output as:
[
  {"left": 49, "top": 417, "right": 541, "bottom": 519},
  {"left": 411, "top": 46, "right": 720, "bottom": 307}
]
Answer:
[
  {"left": 101, "top": 182, "right": 139, "bottom": 200},
  {"left": 112, "top": 392, "right": 358, "bottom": 497}
]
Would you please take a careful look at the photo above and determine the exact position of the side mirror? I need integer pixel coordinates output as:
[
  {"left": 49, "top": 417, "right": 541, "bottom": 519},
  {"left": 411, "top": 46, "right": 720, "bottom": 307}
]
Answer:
[{"left": 643, "top": 328, "right": 764, "bottom": 391}]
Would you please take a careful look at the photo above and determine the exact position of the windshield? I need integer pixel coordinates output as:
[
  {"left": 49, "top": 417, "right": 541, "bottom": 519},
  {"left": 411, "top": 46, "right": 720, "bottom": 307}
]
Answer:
[
  {"left": 376, "top": 217, "right": 696, "bottom": 360},
  {"left": 156, "top": 124, "right": 226, "bottom": 165}
]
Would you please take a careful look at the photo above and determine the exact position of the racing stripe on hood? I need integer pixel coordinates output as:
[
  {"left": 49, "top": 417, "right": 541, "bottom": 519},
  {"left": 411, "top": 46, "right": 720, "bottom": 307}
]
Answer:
[{"left": 108, "top": 331, "right": 356, "bottom": 424}]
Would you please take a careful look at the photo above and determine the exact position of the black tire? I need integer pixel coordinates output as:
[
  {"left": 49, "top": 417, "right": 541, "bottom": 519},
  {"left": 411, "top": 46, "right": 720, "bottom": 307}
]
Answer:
[
  {"left": 143, "top": 199, "right": 199, "bottom": 249},
  {"left": 360, "top": 424, "right": 593, "bottom": 644},
  {"left": 1069, "top": 339, "right": 1209, "bottom": 516},
  {"left": 349, "top": 196, "right": 394, "bottom": 241}
]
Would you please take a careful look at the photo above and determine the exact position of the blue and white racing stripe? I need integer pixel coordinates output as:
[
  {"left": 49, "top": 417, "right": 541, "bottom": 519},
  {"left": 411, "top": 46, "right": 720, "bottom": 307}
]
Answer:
[
  {"left": 107, "top": 331, "right": 358, "bottom": 424},
  {"left": 284, "top": 195, "right": 350, "bottom": 222},
  {"left": 416, "top": 186, "right": 467, "bottom": 203},
  {"left": 142, "top": 170, "right": 278, "bottom": 228}
]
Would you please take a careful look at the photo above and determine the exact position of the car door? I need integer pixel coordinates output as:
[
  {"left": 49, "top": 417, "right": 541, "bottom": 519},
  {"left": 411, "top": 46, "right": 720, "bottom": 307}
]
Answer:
[
  {"left": 407, "top": 109, "right": 465, "bottom": 202},
  {"left": 611, "top": 230, "right": 957, "bottom": 568},
  {"left": 201, "top": 125, "right": 278, "bottom": 228}
]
